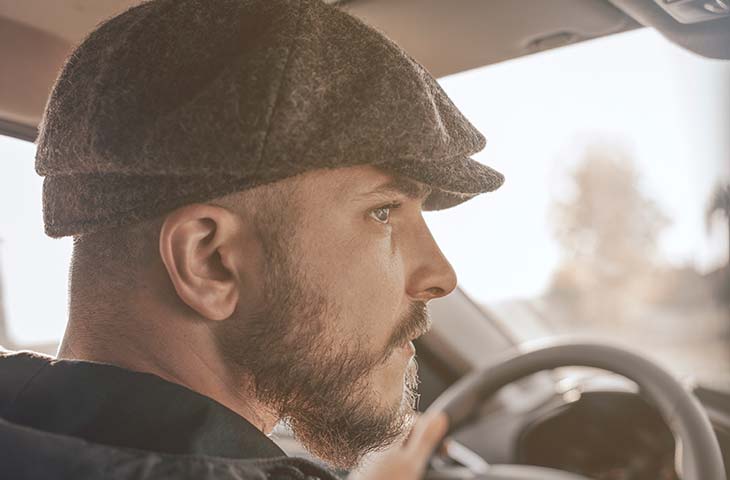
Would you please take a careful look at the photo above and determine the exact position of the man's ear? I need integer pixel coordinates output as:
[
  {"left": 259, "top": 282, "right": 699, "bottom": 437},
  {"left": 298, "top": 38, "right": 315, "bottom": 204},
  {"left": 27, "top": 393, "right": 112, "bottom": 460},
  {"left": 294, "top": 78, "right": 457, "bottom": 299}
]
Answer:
[{"left": 158, "top": 203, "right": 245, "bottom": 321}]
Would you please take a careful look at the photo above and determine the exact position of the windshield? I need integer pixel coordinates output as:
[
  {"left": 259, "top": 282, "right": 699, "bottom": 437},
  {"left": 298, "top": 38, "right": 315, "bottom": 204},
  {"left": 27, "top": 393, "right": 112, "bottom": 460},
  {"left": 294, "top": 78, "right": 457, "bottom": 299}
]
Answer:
[{"left": 426, "top": 28, "right": 730, "bottom": 380}]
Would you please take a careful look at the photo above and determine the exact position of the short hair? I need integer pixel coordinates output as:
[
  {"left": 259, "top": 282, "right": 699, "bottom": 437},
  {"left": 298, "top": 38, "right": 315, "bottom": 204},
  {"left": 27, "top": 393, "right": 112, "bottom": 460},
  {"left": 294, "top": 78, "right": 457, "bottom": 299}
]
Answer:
[{"left": 70, "top": 177, "right": 302, "bottom": 295}]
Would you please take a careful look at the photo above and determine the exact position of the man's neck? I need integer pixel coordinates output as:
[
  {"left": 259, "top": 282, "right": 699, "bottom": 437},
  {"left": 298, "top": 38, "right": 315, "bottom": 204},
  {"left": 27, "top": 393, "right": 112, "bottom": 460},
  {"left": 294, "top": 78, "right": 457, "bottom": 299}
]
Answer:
[{"left": 59, "top": 314, "right": 279, "bottom": 434}]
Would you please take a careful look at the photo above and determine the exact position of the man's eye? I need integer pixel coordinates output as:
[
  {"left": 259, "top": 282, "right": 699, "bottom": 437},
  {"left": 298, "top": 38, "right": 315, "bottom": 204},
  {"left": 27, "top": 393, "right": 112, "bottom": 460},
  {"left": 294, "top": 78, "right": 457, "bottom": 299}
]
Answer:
[{"left": 369, "top": 203, "right": 400, "bottom": 224}]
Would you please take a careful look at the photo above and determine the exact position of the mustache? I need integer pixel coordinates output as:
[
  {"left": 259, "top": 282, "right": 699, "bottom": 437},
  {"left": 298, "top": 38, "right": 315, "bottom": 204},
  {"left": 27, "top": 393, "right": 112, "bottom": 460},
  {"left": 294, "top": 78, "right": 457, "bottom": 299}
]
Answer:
[{"left": 379, "top": 301, "right": 431, "bottom": 362}]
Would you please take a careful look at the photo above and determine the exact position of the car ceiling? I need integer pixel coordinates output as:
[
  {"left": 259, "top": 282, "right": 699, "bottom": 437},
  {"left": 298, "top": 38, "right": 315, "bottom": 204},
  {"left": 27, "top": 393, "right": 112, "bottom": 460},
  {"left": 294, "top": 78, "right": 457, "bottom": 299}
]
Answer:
[
  {"left": 0, "top": 0, "right": 639, "bottom": 66},
  {"left": 1, "top": 0, "right": 728, "bottom": 141}
]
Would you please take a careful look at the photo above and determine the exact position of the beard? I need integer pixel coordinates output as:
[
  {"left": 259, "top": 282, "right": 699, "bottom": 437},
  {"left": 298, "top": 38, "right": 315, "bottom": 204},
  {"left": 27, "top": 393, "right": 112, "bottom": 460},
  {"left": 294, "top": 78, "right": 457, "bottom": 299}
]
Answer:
[{"left": 213, "top": 224, "right": 430, "bottom": 469}]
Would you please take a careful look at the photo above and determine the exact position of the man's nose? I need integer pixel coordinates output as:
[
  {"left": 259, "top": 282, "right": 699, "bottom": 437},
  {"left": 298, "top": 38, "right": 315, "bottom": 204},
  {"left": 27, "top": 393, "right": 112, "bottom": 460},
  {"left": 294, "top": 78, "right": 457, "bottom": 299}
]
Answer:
[{"left": 405, "top": 222, "right": 458, "bottom": 302}]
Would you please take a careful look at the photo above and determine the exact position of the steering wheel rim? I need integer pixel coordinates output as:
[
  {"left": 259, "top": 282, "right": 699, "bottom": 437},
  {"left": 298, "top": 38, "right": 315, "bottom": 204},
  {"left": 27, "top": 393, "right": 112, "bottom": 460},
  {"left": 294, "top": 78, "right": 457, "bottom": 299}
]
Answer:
[{"left": 424, "top": 340, "right": 725, "bottom": 480}]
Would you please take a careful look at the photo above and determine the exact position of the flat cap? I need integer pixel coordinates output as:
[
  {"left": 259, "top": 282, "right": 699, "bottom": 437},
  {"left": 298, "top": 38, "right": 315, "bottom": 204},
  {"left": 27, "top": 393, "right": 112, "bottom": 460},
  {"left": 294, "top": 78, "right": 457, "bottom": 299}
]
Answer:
[{"left": 35, "top": 0, "right": 504, "bottom": 238}]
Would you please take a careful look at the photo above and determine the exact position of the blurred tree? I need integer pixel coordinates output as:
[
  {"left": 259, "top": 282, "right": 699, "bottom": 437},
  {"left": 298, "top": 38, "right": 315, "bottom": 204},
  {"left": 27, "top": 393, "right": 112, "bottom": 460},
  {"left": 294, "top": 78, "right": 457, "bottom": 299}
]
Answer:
[
  {"left": 551, "top": 144, "right": 669, "bottom": 289},
  {"left": 706, "top": 183, "right": 730, "bottom": 304},
  {"left": 707, "top": 183, "right": 730, "bottom": 264},
  {"left": 547, "top": 145, "right": 672, "bottom": 328}
]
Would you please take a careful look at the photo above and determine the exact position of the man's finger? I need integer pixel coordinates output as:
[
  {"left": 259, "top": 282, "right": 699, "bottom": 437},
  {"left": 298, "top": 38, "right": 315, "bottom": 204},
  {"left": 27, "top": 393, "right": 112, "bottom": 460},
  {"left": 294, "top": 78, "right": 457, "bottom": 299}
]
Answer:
[{"left": 405, "top": 411, "right": 449, "bottom": 460}]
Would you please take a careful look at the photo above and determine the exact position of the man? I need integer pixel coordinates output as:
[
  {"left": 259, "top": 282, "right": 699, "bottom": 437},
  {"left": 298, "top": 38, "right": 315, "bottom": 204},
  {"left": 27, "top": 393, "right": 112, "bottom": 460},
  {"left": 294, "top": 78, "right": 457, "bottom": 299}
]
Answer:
[{"left": 0, "top": 0, "right": 503, "bottom": 478}]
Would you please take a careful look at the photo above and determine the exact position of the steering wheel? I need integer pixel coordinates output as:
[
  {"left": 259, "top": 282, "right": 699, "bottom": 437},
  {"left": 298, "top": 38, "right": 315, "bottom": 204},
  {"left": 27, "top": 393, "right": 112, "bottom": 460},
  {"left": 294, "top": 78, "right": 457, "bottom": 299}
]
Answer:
[{"left": 422, "top": 340, "right": 725, "bottom": 480}]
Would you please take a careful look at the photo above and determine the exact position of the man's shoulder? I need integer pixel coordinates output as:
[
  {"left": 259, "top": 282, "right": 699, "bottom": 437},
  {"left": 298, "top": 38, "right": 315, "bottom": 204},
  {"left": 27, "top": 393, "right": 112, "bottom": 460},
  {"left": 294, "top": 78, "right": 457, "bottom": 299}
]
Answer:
[
  {"left": 0, "top": 351, "right": 341, "bottom": 479},
  {"left": 0, "top": 414, "right": 340, "bottom": 480},
  {"left": 0, "top": 349, "right": 56, "bottom": 372},
  {"left": 0, "top": 348, "right": 53, "bottom": 360},
  {"left": 0, "top": 349, "right": 53, "bottom": 408}
]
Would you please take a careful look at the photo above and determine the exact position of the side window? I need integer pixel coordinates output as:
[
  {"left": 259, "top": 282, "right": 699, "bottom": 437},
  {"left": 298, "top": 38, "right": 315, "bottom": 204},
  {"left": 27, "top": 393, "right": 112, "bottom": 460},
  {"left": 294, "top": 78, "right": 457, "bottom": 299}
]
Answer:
[{"left": 0, "top": 134, "right": 71, "bottom": 353}]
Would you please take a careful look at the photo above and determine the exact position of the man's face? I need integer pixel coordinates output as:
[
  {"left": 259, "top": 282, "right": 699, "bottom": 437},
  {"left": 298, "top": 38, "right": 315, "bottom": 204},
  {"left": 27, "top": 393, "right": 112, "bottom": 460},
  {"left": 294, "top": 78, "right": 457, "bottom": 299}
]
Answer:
[{"left": 214, "top": 165, "right": 457, "bottom": 468}]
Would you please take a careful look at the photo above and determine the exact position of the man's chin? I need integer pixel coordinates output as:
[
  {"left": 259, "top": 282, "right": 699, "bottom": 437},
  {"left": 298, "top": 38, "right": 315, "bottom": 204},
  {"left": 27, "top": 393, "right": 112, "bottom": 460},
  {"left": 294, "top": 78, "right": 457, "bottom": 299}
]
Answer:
[
  {"left": 288, "top": 400, "right": 412, "bottom": 469},
  {"left": 288, "top": 367, "right": 420, "bottom": 470}
]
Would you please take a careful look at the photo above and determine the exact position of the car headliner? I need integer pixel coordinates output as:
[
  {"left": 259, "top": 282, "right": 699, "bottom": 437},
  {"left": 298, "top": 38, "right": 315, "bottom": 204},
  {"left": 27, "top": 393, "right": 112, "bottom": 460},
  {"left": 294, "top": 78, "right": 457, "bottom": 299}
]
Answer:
[{"left": 0, "top": 0, "right": 728, "bottom": 141}]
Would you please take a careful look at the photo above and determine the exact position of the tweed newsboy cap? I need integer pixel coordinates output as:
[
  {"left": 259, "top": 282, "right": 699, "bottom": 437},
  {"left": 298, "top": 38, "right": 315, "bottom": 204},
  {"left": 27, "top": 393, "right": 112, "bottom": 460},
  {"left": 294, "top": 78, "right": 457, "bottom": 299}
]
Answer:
[{"left": 35, "top": 0, "right": 504, "bottom": 238}]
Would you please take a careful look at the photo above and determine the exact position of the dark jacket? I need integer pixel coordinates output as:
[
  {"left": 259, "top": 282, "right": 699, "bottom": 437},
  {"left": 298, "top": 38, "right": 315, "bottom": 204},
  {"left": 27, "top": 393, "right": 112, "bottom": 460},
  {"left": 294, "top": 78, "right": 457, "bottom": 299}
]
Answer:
[{"left": 0, "top": 350, "right": 339, "bottom": 479}]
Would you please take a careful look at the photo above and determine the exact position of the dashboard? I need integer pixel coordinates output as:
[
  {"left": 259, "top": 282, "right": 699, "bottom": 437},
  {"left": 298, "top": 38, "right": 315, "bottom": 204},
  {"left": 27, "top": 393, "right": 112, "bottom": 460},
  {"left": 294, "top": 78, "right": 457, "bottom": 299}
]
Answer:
[
  {"left": 517, "top": 391, "right": 678, "bottom": 479},
  {"left": 442, "top": 373, "right": 730, "bottom": 480}
]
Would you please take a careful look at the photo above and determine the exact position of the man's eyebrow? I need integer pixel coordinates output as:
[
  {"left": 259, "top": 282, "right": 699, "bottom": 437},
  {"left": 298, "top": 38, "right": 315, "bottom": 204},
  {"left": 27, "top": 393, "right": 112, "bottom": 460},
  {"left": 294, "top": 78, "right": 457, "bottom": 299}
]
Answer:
[{"left": 361, "top": 176, "right": 433, "bottom": 203}]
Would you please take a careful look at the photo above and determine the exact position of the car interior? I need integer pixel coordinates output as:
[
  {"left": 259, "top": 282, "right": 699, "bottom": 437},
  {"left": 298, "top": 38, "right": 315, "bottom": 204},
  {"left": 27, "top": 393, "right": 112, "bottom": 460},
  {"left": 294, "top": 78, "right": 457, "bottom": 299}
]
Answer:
[{"left": 1, "top": 0, "right": 729, "bottom": 479}]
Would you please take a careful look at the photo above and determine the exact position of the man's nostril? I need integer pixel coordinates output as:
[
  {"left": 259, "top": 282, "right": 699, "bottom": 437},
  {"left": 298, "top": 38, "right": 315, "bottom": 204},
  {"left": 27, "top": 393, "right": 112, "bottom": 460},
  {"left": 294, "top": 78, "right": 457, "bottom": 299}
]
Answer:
[{"left": 426, "top": 287, "right": 445, "bottom": 297}]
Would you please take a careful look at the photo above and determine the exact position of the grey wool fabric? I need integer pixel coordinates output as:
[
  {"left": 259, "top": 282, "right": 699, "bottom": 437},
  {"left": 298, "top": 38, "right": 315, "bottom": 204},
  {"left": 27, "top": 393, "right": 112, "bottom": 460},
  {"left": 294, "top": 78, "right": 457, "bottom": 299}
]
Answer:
[{"left": 35, "top": 0, "right": 504, "bottom": 238}]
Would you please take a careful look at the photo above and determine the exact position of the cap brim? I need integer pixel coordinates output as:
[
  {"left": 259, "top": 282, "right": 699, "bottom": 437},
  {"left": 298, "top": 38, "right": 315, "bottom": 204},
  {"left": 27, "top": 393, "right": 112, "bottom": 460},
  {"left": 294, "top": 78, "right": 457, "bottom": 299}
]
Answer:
[{"left": 378, "top": 155, "right": 505, "bottom": 211}]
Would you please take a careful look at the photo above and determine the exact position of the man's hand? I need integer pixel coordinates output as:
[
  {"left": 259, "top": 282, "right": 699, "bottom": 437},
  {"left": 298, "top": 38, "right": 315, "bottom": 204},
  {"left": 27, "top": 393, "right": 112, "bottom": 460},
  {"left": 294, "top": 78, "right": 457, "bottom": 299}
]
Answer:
[{"left": 348, "top": 411, "right": 448, "bottom": 480}]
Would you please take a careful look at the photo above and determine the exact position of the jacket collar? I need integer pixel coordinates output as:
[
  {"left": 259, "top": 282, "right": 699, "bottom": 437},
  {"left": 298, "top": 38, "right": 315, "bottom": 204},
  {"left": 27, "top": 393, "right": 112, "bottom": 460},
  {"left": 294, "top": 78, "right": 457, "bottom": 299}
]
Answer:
[{"left": 0, "top": 351, "right": 286, "bottom": 459}]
